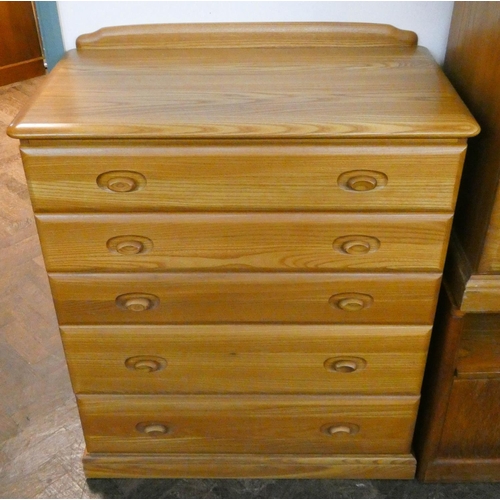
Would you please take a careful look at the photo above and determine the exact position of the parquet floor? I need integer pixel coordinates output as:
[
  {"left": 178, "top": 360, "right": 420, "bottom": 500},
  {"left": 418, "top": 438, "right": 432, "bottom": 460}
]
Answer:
[
  {"left": 0, "top": 77, "right": 99, "bottom": 498},
  {"left": 1, "top": 77, "right": 500, "bottom": 499}
]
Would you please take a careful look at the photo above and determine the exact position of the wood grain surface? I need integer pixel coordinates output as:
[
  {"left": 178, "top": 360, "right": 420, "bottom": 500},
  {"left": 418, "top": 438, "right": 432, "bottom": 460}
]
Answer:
[
  {"left": 438, "top": 379, "right": 500, "bottom": 459},
  {"left": 20, "top": 143, "right": 467, "bottom": 212},
  {"left": 76, "top": 23, "right": 418, "bottom": 50},
  {"left": 36, "top": 213, "right": 452, "bottom": 272},
  {"left": 8, "top": 43, "right": 478, "bottom": 139},
  {"left": 444, "top": 2, "right": 500, "bottom": 273},
  {"left": 61, "top": 324, "right": 431, "bottom": 395},
  {"left": 456, "top": 314, "right": 500, "bottom": 378},
  {"left": 82, "top": 452, "right": 417, "bottom": 479},
  {"left": 49, "top": 272, "right": 441, "bottom": 325},
  {"left": 77, "top": 394, "right": 419, "bottom": 455}
]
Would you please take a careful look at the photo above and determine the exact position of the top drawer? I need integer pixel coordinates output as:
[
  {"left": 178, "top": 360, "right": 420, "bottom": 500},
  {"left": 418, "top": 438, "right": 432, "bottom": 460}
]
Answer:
[{"left": 21, "top": 143, "right": 466, "bottom": 212}]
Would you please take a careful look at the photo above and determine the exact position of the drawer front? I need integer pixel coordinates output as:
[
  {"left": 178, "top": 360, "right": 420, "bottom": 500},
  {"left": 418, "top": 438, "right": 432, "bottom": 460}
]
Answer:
[
  {"left": 37, "top": 213, "right": 452, "bottom": 273},
  {"left": 22, "top": 144, "right": 465, "bottom": 212},
  {"left": 77, "top": 394, "right": 419, "bottom": 455},
  {"left": 49, "top": 272, "right": 441, "bottom": 325},
  {"left": 61, "top": 325, "right": 431, "bottom": 395}
]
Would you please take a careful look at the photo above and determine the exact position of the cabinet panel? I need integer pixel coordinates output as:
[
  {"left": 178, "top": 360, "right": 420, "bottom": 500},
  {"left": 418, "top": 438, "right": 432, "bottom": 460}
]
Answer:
[{"left": 439, "top": 379, "right": 500, "bottom": 458}]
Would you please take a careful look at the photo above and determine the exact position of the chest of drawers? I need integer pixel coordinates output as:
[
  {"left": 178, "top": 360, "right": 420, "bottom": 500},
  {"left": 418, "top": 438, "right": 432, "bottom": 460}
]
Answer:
[{"left": 8, "top": 23, "right": 478, "bottom": 479}]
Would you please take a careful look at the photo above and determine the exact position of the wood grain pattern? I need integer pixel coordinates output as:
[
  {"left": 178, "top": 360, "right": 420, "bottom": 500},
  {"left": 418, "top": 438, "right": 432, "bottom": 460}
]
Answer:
[
  {"left": 413, "top": 286, "right": 465, "bottom": 481},
  {"left": 77, "top": 394, "right": 419, "bottom": 455},
  {"left": 8, "top": 44, "right": 478, "bottom": 139},
  {"left": 20, "top": 143, "right": 467, "bottom": 212},
  {"left": 61, "top": 325, "right": 431, "bottom": 395},
  {"left": 49, "top": 272, "right": 441, "bottom": 325},
  {"left": 460, "top": 275, "right": 500, "bottom": 312},
  {"left": 0, "top": 2, "right": 45, "bottom": 86},
  {"left": 416, "top": 458, "right": 500, "bottom": 483},
  {"left": 457, "top": 328, "right": 500, "bottom": 378},
  {"left": 76, "top": 23, "right": 418, "bottom": 50},
  {"left": 36, "top": 213, "right": 452, "bottom": 272},
  {"left": 444, "top": 2, "right": 500, "bottom": 273},
  {"left": 439, "top": 379, "right": 500, "bottom": 459},
  {"left": 455, "top": 312, "right": 500, "bottom": 378},
  {"left": 82, "top": 452, "right": 417, "bottom": 479}
]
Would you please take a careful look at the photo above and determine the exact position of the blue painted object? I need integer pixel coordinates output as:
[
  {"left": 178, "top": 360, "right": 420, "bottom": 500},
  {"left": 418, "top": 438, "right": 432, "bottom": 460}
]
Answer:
[{"left": 35, "top": 1, "right": 64, "bottom": 71}]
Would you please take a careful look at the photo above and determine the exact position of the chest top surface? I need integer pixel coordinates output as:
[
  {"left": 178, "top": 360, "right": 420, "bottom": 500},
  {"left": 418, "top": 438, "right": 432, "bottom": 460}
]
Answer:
[{"left": 8, "top": 23, "right": 478, "bottom": 141}]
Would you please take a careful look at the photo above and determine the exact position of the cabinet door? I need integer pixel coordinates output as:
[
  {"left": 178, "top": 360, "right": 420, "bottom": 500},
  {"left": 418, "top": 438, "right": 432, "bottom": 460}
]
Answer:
[{"left": 0, "top": 1, "right": 45, "bottom": 85}]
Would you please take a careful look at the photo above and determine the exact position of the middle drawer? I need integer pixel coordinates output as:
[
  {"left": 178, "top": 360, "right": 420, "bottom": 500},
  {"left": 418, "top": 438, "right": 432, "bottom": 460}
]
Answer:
[
  {"left": 49, "top": 272, "right": 441, "bottom": 324},
  {"left": 61, "top": 324, "right": 431, "bottom": 395},
  {"left": 36, "top": 213, "right": 452, "bottom": 272}
]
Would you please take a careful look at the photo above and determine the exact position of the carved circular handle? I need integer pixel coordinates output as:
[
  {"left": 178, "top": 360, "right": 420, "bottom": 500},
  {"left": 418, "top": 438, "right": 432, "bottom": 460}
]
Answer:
[
  {"left": 107, "top": 235, "right": 153, "bottom": 255},
  {"left": 324, "top": 356, "right": 367, "bottom": 373},
  {"left": 329, "top": 293, "right": 373, "bottom": 312},
  {"left": 322, "top": 423, "right": 360, "bottom": 436},
  {"left": 136, "top": 422, "right": 171, "bottom": 436},
  {"left": 125, "top": 356, "right": 167, "bottom": 372},
  {"left": 96, "top": 170, "right": 146, "bottom": 193},
  {"left": 115, "top": 293, "right": 160, "bottom": 312},
  {"left": 338, "top": 298, "right": 365, "bottom": 311},
  {"left": 108, "top": 177, "right": 137, "bottom": 192},
  {"left": 347, "top": 176, "right": 377, "bottom": 191},
  {"left": 338, "top": 170, "right": 388, "bottom": 192},
  {"left": 333, "top": 235, "right": 381, "bottom": 255},
  {"left": 117, "top": 240, "right": 144, "bottom": 254}
]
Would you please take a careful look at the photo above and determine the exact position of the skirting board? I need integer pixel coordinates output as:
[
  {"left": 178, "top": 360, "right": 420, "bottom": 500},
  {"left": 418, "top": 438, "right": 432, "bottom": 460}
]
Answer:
[{"left": 83, "top": 452, "right": 416, "bottom": 479}]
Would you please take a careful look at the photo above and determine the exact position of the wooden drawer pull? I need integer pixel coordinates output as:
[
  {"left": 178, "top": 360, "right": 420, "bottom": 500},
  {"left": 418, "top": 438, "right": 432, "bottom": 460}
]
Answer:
[
  {"left": 329, "top": 293, "right": 373, "bottom": 311},
  {"left": 338, "top": 170, "right": 388, "bottom": 192},
  {"left": 136, "top": 422, "right": 171, "bottom": 436},
  {"left": 125, "top": 356, "right": 167, "bottom": 372},
  {"left": 333, "top": 235, "right": 380, "bottom": 255},
  {"left": 107, "top": 235, "right": 153, "bottom": 255},
  {"left": 324, "top": 356, "right": 367, "bottom": 373},
  {"left": 96, "top": 170, "right": 146, "bottom": 193},
  {"left": 322, "top": 423, "right": 360, "bottom": 436},
  {"left": 115, "top": 293, "right": 160, "bottom": 312}
]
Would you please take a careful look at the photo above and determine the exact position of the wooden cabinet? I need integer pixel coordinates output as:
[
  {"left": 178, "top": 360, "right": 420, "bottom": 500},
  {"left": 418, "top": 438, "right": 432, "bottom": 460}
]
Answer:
[
  {"left": 415, "top": 3, "right": 500, "bottom": 482},
  {"left": 0, "top": 1, "right": 46, "bottom": 85},
  {"left": 8, "top": 23, "right": 478, "bottom": 479}
]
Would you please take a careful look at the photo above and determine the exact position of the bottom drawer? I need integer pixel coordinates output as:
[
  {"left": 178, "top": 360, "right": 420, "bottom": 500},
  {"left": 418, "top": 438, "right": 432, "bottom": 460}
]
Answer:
[{"left": 77, "top": 395, "right": 419, "bottom": 455}]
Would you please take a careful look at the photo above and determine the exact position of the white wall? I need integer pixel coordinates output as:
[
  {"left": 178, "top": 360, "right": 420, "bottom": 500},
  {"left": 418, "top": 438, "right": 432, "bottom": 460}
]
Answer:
[{"left": 56, "top": 1, "right": 454, "bottom": 64}]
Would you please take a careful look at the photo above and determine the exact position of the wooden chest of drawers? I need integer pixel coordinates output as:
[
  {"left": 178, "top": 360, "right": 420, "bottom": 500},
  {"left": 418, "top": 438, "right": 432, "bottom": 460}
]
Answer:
[{"left": 8, "top": 23, "right": 478, "bottom": 479}]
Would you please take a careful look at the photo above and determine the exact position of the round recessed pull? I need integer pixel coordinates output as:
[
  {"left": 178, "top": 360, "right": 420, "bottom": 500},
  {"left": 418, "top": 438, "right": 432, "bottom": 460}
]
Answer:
[
  {"left": 338, "top": 170, "right": 388, "bottom": 192},
  {"left": 107, "top": 235, "right": 153, "bottom": 255},
  {"left": 329, "top": 293, "right": 373, "bottom": 312},
  {"left": 342, "top": 240, "right": 371, "bottom": 254},
  {"left": 322, "top": 423, "right": 360, "bottom": 436},
  {"left": 96, "top": 170, "right": 146, "bottom": 193},
  {"left": 324, "top": 356, "right": 367, "bottom": 373},
  {"left": 125, "top": 356, "right": 167, "bottom": 372},
  {"left": 338, "top": 298, "right": 364, "bottom": 311},
  {"left": 116, "top": 293, "right": 159, "bottom": 312},
  {"left": 347, "top": 175, "right": 377, "bottom": 191},
  {"left": 108, "top": 176, "right": 137, "bottom": 192},
  {"left": 333, "top": 235, "right": 381, "bottom": 256},
  {"left": 136, "top": 422, "right": 171, "bottom": 436},
  {"left": 117, "top": 240, "right": 144, "bottom": 254}
]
